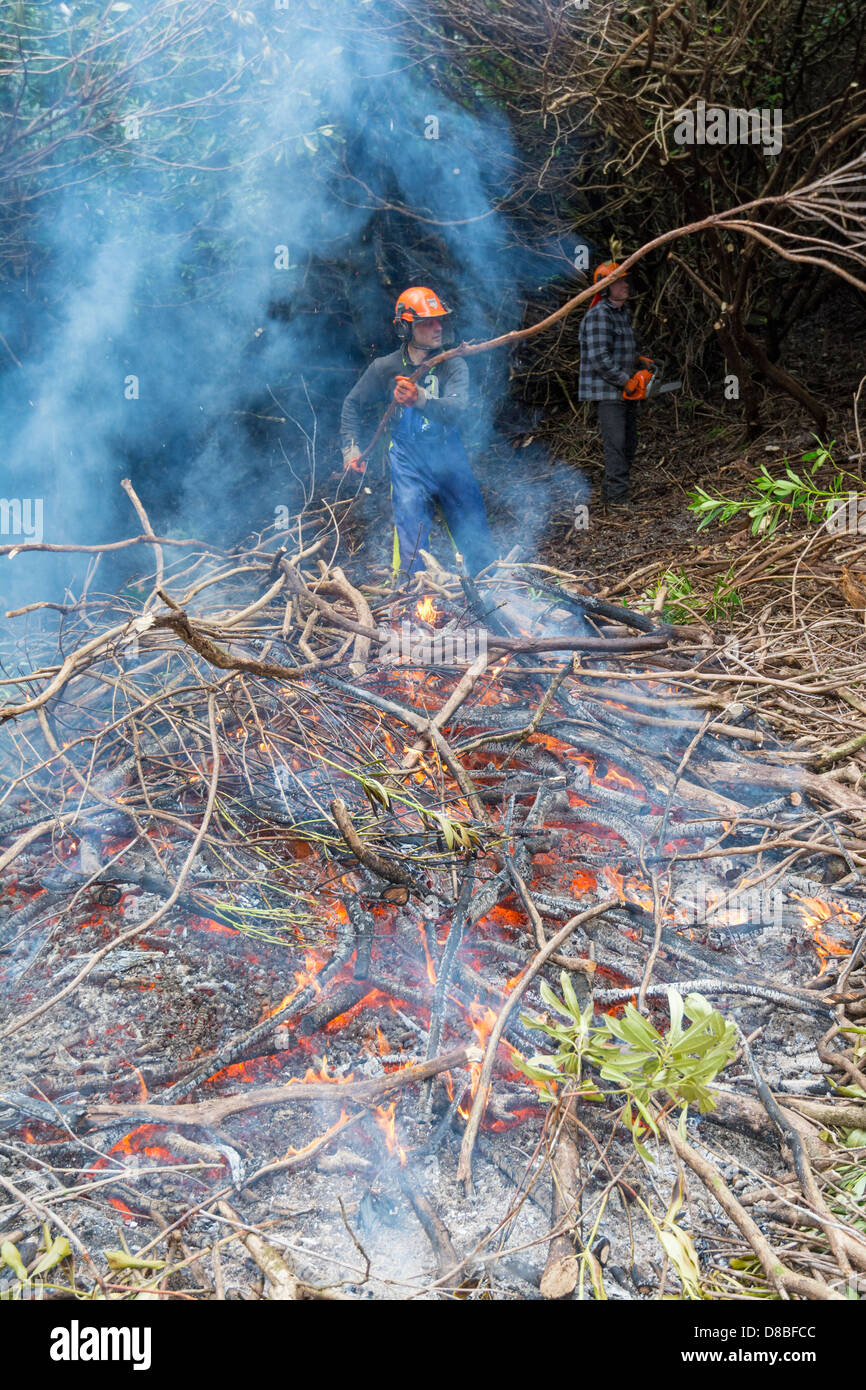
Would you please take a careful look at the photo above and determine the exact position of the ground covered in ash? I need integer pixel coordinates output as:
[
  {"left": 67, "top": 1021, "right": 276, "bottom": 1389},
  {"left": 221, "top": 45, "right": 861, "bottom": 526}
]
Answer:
[
  {"left": 1, "top": 795, "right": 856, "bottom": 1300},
  {"left": 2, "top": 363, "right": 866, "bottom": 1299}
]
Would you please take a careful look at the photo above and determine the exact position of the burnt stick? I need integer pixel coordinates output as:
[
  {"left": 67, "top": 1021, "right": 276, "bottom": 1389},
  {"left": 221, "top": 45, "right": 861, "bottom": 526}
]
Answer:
[
  {"left": 593, "top": 979, "right": 835, "bottom": 1018},
  {"left": 396, "top": 1164, "right": 462, "bottom": 1283},
  {"left": 296, "top": 982, "right": 370, "bottom": 1036},
  {"left": 330, "top": 797, "right": 423, "bottom": 892},
  {"left": 87, "top": 1044, "right": 482, "bottom": 1130},
  {"left": 421, "top": 863, "right": 476, "bottom": 1119}
]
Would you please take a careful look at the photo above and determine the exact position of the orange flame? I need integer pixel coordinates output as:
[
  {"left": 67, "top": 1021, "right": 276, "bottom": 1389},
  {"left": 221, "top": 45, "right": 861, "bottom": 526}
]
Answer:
[
  {"left": 601, "top": 864, "right": 625, "bottom": 901},
  {"left": 467, "top": 1000, "right": 498, "bottom": 1095},
  {"left": 792, "top": 893, "right": 859, "bottom": 972},
  {"left": 415, "top": 594, "right": 440, "bottom": 625},
  {"left": 418, "top": 924, "right": 437, "bottom": 987},
  {"left": 375, "top": 1101, "right": 407, "bottom": 1164}
]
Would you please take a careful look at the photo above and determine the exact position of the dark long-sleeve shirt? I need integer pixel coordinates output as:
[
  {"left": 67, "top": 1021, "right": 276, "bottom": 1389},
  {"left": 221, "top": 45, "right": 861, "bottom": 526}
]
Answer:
[
  {"left": 578, "top": 299, "right": 639, "bottom": 401},
  {"left": 340, "top": 346, "right": 469, "bottom": 451}
]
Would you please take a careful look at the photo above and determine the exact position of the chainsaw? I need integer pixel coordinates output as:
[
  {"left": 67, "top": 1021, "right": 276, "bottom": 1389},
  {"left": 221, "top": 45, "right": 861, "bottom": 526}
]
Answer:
[{"left": 622, "top": 356, "right": 682, "bottom": 402}]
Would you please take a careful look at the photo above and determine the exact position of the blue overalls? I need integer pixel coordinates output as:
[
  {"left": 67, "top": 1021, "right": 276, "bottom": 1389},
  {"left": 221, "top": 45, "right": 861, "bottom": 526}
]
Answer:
[{"left": 387, "top": 370, "right": 496, "bottom": 579}]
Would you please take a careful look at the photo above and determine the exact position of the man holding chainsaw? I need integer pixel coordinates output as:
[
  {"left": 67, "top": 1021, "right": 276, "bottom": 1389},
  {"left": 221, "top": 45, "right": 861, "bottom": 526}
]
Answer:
[
  {"left": 340, "top": 286, "right": 496, "bottom": 582},
  {"left": 578, "top": 262, "right": 654, "bottom": 509}
]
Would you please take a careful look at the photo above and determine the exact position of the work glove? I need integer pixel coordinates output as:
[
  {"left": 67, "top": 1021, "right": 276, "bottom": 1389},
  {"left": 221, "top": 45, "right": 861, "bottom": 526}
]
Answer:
[
  {"left": 622, "top": 368, "right": 653, "bottom": 400},
  {"left": 394, "top": 375, "right": 427, "bottom": 408},
  {"left": 341, "top": 443, "right": 366, "bottom": 474}
]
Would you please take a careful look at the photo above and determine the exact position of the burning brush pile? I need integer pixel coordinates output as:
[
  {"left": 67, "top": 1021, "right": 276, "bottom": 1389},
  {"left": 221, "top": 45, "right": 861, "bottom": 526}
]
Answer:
[{"left": 2, "top": 486, "right": 866, "bottom": 1301}]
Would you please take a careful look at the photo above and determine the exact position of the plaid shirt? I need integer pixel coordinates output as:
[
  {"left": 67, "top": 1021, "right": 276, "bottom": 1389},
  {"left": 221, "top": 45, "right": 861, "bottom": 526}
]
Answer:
[{"left": 578, "top": 299, "right": 639, "bottom": 401}]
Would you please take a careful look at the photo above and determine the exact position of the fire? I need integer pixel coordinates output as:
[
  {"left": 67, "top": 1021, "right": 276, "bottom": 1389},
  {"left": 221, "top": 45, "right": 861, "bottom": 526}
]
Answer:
[
  {"left": 293, "top": 950, "right": 326, "bottom": 996},
  {"left": 625, "top": 875, "right": 654, "bottom": 912},
  {"left": 93, "top": 1123, "right": 181, "bottom": 1169},
  {"left": 792, "top": 893, "right": 859, "bottom": 971},
  {"left": 489, "top": 1105, "right": 541, "bottom": 1132},
  {"left": 130, "top": 1065, "right": 148, "bottom": 1101},
  {"left": 415, "top": 594, "right": 440, "bottom": 625},
  {"left": 467, "top": 1000, "right": 498, "bottom": 1094},
  {"left": 602, "top": 765, "right": 642, "bottom": 794},
  {"left": 487, "top": 905, "right": 523, "bottom": 934},
  {"left": 468, "top": 1002, "right": 497, "bottom": 1049},
  {"left": 263, "top": 993, "right": 295, "bottom": 1020},
  {"left": 375, "top": 1101, "right": 407, "bottom": 1164},
  {"left": 109, "top": 1197, "right": 136, "bottom": 1220},
  {"left": 602, "top": 865, "right": 625, "bottom": 901},
  {"left": 418, "top": 924, "right": 437, "bottom": 986},
  {"left": 302, "top": 1058, "right": 342, "bottom": 1083}
]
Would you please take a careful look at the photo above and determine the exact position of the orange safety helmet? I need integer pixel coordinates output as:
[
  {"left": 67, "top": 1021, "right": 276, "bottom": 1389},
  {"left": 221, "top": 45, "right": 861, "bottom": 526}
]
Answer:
[
  {"left": 590, "top": 261, "right": 626, "bottom": 308},
  {"left": 393, "top": 286, "right": 453, "bottom": 340}
]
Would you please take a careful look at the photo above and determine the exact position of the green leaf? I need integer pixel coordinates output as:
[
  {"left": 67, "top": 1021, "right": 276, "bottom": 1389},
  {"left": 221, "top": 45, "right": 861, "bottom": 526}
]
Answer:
[
  {"left": 362, "top": 777, "right": 392, "bottom": 811},
  {"left": 539, "top": 979, "right": 579, "bottom": 1019},
  {"left": 104, "top": 1251, "right": 166, "bottom": 1272},
  {"left": 657, "top": 1226, "right": 703, "bottom": 1298},
  {"left": 667, "top": 987, "right": 684, "bottom": 1040},
  {"left": 0, "top": 1241, "right": 28, "bottom": 1281},
  {"left": 559, "top": 970, "right": 581, "bottom": 1019},
  {"left": 30, "top": 1236, "right": 71, "bottom": 1277}
]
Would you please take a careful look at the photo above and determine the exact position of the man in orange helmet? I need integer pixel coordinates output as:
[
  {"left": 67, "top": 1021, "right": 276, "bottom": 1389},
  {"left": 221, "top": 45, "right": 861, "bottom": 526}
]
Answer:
[
  {"left": 340, "top": 286, "right": 496, "bottom": 581},
  {"left": 578, "top": 262, "right": 648, "bottom": 510}
]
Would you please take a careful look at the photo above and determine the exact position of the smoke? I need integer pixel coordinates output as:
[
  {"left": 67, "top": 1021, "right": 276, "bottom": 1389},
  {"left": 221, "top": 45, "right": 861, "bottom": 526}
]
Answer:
[{"left": 0, "top": 0, "right": 570, "bottom": 607}]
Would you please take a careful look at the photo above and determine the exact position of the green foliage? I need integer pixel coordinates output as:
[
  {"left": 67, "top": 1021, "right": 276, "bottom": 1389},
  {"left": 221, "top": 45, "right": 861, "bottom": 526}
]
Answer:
[
  {"left": 688, "top": 440, "right": 858, "bottom": 537},
  {"left": 0, "top": 1225, "right": 72, "bottom": 1300},
  {"left": 642, "top": 566, "right": 743, "bottom": 623},
  {"left": 516, "top": 979, "right": 738, "bottom": 1160}
]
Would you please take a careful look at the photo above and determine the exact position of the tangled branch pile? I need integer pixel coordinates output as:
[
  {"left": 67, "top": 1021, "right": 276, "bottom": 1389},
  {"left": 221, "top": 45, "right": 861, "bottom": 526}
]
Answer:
[{"left": 0, "top": 482, "right": 865, "bottom": 1298}]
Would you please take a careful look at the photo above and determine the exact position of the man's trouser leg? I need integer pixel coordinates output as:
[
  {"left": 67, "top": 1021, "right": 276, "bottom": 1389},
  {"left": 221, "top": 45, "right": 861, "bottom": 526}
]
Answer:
[
  {"left": 596, "top": 400, "right": 636, "bottom": 502},
  {"left": 624, "top": 400, "right": 638, "bottom": 476},
  {"left": 434, "top": 446, "right": 497, "bottom": 575},
  {"left": 389, "top": 445, "right": 434, "bottom": 580}
]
